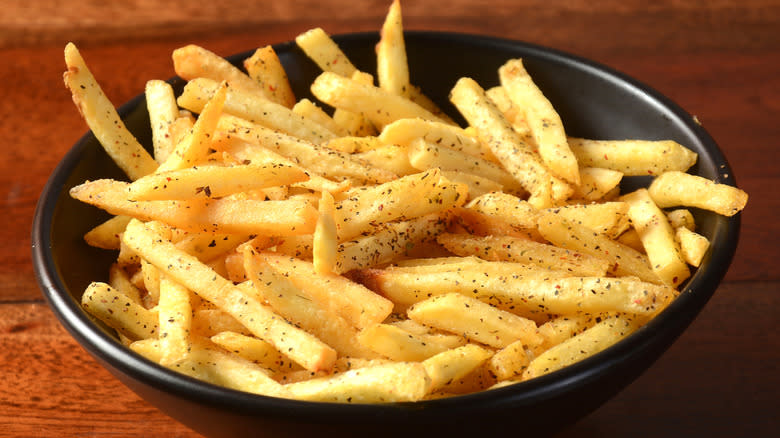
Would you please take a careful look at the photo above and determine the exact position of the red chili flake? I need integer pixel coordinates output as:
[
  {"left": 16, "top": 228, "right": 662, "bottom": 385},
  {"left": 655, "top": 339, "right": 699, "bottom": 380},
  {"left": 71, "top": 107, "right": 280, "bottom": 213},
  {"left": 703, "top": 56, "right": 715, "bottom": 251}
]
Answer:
[
  {"left": 604, "top": 154, "right": 609, "bottom": 160},
  {"left": 333, "top": 58, "right": 339, "bottom": 64},
  {"left": 672, "top": 276, "right": 678, "bottom": 283},
  {"left": 634, "top": 299, "right": 643, "bottom": 304},
  {"left": 166, "top": 177, "right": 172, "bottom": 182}
]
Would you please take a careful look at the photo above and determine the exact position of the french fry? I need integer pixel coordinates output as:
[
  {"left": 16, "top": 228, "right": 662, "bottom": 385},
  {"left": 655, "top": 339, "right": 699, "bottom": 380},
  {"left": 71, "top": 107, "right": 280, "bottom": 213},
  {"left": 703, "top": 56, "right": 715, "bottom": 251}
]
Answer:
[
  {"left": 122, "top": 219, "right": 337, "bottom": 371},
  {"left": 571, "top": 167, "right": 624, "bottom": 201},
  {"left": 313, "top": 190, "right": 338, "bottom": 275},
  {"left": 437, "top": 232, "right": 611, "bottom": 277},
  {"left": 675, "top": 226, "right": 710, "bottom": 267},
  {"left": 284, "top": 361, "right": 431, "bottom": 403},
  {"left": 217, "top": 114, "right": 396, "bottom": 184},
  {"left": 172, "top": 44, "right": 269, "bottom": 98},
  {"left": 63, "top": 43, "right": 157, "bottom": 180},
  {"left": 536, "top": 210, "right": 662, "bottom": 284},
  {"left": 620, "top": 188, "right": 691, "bottom": 287},
  {"left": 157, "top": 275, "right": 193, "bottom": 366},
  {"left": 357, "top": 323, "right": 454, "bottom": 361},
  {"left": 243, "top": 248, "right": 377, "bottom": 359},
  {"left": 214, "top": 132, "right": 352, "bottom": 194},
  {"left": 465, "top": 191, "right": 540, "bottom": 230},
  {"left": 126, "top": 162, "right": 308, "bottom": 201},
  {"left": 422, "top": 344, "right": 494, "bottom": 393},
  {"left": 70, "top": 179, "right": 318, "bottom": 236},
  {"left": 376, "top": 0, "right": 409, "bottom": 96},
  {"left": 295, "top": 27, "right": 359, "bottom": 77},
  {"left": 499, "top": 58, "right": 580, "bottom": 185},
  {"left": 407, "top": 138, "right": 524, "bottom": 193},
  {"left": 293, "top": 98, "right": 347, "bottom": 136},
  {"left": 81, "top": 282, "right": 158, "bottom": 341},
  {"left": 130, "top": 337, "right": 291, "bottom": 398},
  {"left": 311, "top": 71, "right": 445, "bottom": 128},
  {"left": 568, "top": 138, "right": 698, "bottom": 176},
  {"left": 210, "top": 331, "right": 302, "bottom": 374},
  {"left": 335, "top": 213, "right": 450, "bottom": 273},
  {"left": 449, "top": 77, "right": 572, "bottom": 207},
  {"left": 145, "top": 79, "right": 179, "bottom": 164},
  {"left": 667, "top": 208, "right": 696, "bottom": 231},
  {"left": 522, "top": 315, "right": 640, "bottom": 380},
  {"left": 108, "top": 263, "right": 143, "bottom": 305},
  {"left": 379, "top": 118, "right": 494, "bottom": 162},
  {"left": 407, "top": 293, "right": 542, "bottom": 349},
  {"left": 243, "top": 45, "right": 296, "bottom": 108},
  {"left": 647, "top": 170, "right": 748, "bottom": 216},
  {"left": 440, "top": 171, "right": 503, "bottom": 200},
  {"left": 354, "top": 144, "right": 418, "bottom": 177},
  {"left": 542, "top": 201, "right": 631, "bottom": 238},
  {"left": 84, "top": 215, "right": 132, "bottom": 250},
  {"left": 259, "top": 253, "right": 393, "bottom": 329},
  {"left": 178, "top": 78, "right": 336, "bottom": 145},
  {"left": 334, "top": 168, "right": 465, "bottom": 241},
  {"left": 487, "top": 340, "right": 532, "bottom": 381},
  {"left": 157, "top": 81, "right": 228, "bottom": 172}
]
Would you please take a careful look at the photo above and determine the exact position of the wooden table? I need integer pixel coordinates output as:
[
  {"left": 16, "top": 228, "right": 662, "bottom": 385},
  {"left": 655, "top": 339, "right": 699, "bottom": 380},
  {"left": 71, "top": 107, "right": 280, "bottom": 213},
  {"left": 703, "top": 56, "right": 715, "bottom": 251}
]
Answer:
[{"left": 2, "top": 1, "right": 778, "bottom": 436}]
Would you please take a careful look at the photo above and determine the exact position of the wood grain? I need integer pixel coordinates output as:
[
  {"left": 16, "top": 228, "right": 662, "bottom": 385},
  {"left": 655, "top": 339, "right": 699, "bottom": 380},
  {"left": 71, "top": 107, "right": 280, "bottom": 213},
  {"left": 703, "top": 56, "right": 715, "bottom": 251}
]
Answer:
[{"left": 1, "top": 1, "right": 778, "bottom": 436}]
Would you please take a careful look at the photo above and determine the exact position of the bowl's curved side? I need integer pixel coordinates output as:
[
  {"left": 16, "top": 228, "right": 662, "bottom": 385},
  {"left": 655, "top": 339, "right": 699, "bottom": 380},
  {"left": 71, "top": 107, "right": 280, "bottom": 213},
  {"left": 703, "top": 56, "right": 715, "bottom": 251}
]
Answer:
[{"left": 32, "top": 31, "right": 740, "bottom": 438}]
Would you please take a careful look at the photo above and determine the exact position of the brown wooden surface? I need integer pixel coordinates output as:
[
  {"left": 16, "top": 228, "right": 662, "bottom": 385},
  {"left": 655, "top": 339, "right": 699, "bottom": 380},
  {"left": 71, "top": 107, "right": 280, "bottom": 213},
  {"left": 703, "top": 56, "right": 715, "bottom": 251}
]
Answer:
[{"left": 2, "top": 0, "right": 778, "bottom": 436}]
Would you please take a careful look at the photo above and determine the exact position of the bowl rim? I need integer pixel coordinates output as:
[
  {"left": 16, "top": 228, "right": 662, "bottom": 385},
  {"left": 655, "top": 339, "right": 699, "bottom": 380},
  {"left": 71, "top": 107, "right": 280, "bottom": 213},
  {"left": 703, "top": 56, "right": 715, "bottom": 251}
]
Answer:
[{"left": 31, "top": 30, "right": 740, "bottom": 420}]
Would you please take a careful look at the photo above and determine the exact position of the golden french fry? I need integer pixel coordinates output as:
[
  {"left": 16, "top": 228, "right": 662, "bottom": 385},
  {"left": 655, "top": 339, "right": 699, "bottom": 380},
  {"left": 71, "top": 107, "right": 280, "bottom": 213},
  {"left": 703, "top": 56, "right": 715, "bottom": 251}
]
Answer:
[
  {"left": 376, "top": 0, "right": 409, "bottom": 96},
  {"left": 126, "top": 162, "right": 308, "bottom": 201},
  {"left": 243, "top": 45, "right": 296, "bottom": 108},
  {"left": 83, "top": 215, "right": 132, "bottom": 250},
  {"left": 449, "top": 77, "right": 572, "bottom": 207},
  {"left": 178, "top": 78, "right": 336, "bottom": 145},
  {"left": 568, "top": 138, "right": 698, "bottom": 176},
  {"left": 259, "top": 253, "right": 393, "bottom": 329},
  {"left": 210, "top": 331, "right": 302, "bottom": 374},
  {"left": 676, "top": 226, "right": 710, "bottom": 267},
  {"left": 523, "top": 315, "right": 640, "bottom": 380},
  {"left": 217, "top": 114, "right": 395, "bottom": 184},
  {"left": 145, "top": 79, "right": 179, "bottom": 164},
  {"left": 313, "top": 191, "right": 338, "bottom": 275},
  {"left": 465, "top": 191, "right": 540, "bottom": 230},
  {"left": 63, "top": 43, "right": 157, "bottom": 180},
  {"left": 379, "top": 118, "right": 494, "bottom": 162},
  {"left": 311, "top": 72, "right": 445, "bottom": 128},
  {"left": 357, "top": 323, "right": 453, "bottom": 361},
  {"left": 551, "top": 200, "right": 631, "bottom": 238},
  {"left": 487, "top": 340, "right": 532, "bottom": 381},
  {"left": 648, "top": 170, "right": 748, "bottom": 216},
  {"left": 354, "top": 144, "right": 418, "bottom": 177},
  {"left": 571, "top": 167, "right": 624, "bottom": 201},
  {"left": 81, "top": 282, "right": 158, "bottom": 341},
  {"left": 157, "top": 275, "right": 193, "bottom": 366},
  {"left": 71, "top": 179, "right": 318, "bottom": 236},
  {"left": 243, "top": 247, "right": 376, "bottom": 359},
  {"left": 620, "top": 188, "right": 691, "bottom": 287},
  {"left": 335, "top": 213, "right": 450, "bottom": 274},
  {"left": 131, "top": 337, "right": 291, "bottom": 398},
  {"left": 284, "top": 361, "right": 431, "bottom": 403},
  {"left": 667, "top": 208, "right": 696, "bottom": 231},
  {"left": 440, "top": 171, "right": 504, "bottom": 200},
  {"left": 122, "top": 219, "right": 336, "bottom": 371},
  {"left": 157, "top": 81, "right": 228, "bottom": 172},
  {"left": 172, "top": 44, "right": 269, "bottom": 97},
  {"left": 407, "top": 138, "right": 524, "bottom": 193},
  {"left": 108, "top": 263, "right": 143, "bottom": 305},
  {"left": 293, "top": 98, "right": 347, "bottom": 136},
  {"left": 422, "top": 344, "right": 494, "bottom": 393},
  {"left": 295, "top": 27, "right": 359, "bottom": 77},
  {"left": 408, "top": 293, "right": 542, "bottom": 349},
  {"left": 499, "top": 58, "right": 580, "bottom": 185},
  {"left": 437, "top": 232, "right": 610, "bottom": 277}
]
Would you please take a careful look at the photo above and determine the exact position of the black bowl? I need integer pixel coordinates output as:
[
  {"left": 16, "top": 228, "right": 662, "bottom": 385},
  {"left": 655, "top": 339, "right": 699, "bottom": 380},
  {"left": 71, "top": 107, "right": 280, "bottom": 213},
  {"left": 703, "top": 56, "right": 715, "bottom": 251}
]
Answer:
[{"left": 32, "top": 32, "right": 740, "bottom": 437}]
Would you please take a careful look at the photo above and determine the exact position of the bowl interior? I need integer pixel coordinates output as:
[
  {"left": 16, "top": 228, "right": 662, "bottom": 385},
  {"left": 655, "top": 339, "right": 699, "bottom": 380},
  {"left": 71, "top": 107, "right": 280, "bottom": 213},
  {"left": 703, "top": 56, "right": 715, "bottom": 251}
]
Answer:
[{"left": 32, "top": 31, "right": 739, "bottom": 432}]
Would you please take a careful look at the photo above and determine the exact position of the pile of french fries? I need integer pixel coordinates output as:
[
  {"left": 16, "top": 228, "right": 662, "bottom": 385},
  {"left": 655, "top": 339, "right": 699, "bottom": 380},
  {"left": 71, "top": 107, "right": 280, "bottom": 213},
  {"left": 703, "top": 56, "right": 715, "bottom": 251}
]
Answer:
[{"left": 65, "top": 0, "right": 747, "bottom": 403}]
